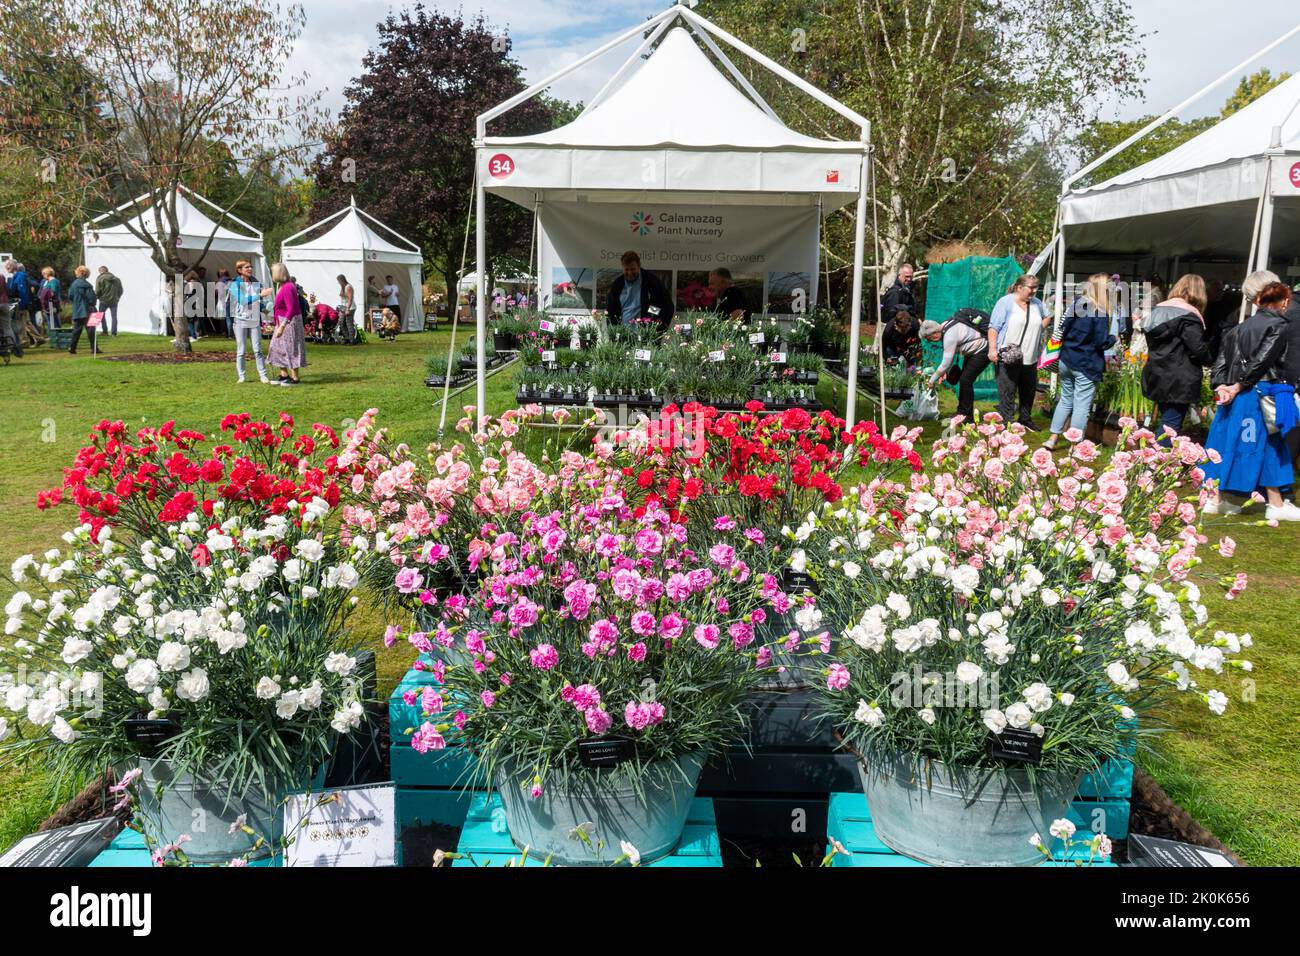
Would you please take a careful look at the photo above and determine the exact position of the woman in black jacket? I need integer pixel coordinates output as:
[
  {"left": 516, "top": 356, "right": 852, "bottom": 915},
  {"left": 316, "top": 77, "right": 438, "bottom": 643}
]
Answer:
[
  {"left": 1044, "top": 273, "right": 1116, "bottom": 449},
  {"left": 1141, "top": 273, "right": 1212, "bottom": 443},
  {"left": 1202, "top": 280, "right": 1298, "bottom": 522}
]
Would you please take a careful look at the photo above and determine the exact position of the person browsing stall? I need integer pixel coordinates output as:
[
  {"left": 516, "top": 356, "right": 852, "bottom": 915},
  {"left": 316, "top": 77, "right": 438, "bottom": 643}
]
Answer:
[
  {"left": 708, "top": 267, "right": 750, "bottom": 322},
  {"left": 605, "top": 251, "right": 674, "bottom": 330}
]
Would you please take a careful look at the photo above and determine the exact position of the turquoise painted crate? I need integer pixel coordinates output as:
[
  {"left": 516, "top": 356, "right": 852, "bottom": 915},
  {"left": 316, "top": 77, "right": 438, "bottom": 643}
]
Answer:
[
  {"left": 824, "top": 792, "right": 1118, "bottom": 868},
  {"left": 1067, "top": 797, "right": 1130, "bottom": 840},
  {"left": 1076, "top": 758, "right": 1134, "bottom": 800},
  {"left": 450, "top": 792, "right": 722, "bottom": 868},
  {"left": 88, "top": 825, "right": 278, "bottom": 867},
  {"left": 391, "top": 742, "right": 478, "bottom": 788}
]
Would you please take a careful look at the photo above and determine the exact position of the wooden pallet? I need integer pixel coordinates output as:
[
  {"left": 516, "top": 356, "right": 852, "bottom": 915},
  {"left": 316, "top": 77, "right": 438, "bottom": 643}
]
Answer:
[
  {"left": 450, "top": 791, "right": 722, "bottom": 867},
  {"left": 825, "top": 792, "right": 1119, "bottom": 868}
]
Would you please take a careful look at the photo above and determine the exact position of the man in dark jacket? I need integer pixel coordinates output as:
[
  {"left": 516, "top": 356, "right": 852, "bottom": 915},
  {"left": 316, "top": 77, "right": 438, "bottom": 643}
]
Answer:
[
  {"left": 882, "top": 311, "right": 921, "bottom": 363},
  {"left": 95, "top": 266, "right": 123, "bottom": 336},
  {"left": 605, "top": 250, "right": 674, "bottom": 330},
  {"left": 880, "top": 263, "right": 916, "bottom": 325},
  {"left": 707, "top": 267, "right": 750, "bottom": 323}
]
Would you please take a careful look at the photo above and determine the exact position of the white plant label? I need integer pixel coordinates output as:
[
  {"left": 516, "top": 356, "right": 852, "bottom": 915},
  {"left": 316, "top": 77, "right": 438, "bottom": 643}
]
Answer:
[
  {"left": 709, "top": 350, "right": 726, "bottom": 363},
  {"left": 770, "top": 352, "right": 788, "bottom": 365},
  {"left": 541, "top": 350, "right": 556, "bottom": 363},
  {"left": 749, "top": 332, "right": 765, "bottom": 345},
  {"left": 635, "top": 348, "right": 653, "bottom": 362},
  {"left": 539, "top": 319, "right": 555, "bottom": 332}
]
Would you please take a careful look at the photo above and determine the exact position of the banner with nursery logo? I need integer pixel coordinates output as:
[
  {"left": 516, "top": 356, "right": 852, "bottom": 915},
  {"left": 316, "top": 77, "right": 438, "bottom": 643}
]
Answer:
[{"left": 537, "top": 201, "right": 821, "bottom": 316}]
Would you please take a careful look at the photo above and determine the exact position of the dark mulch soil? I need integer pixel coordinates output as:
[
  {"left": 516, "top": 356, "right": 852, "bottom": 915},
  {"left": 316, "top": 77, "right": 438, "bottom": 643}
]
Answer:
[
  {"left": 1127, "top": 767, "right": 1247, "bottom": 865},
  {"left": 104, "top": 351, "right": 236, "bottom": 364},
  {"left": 38, "top": 772, "right": 130, "bottom": 834}
]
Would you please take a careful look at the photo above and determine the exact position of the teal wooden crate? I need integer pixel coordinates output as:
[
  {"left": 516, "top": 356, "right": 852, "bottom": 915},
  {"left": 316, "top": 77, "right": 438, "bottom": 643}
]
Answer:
[
  {"left": 825, "top": 792, "right": 1118, "bottom": 868},
  {"left": 391, "top": 742, "right": 478, "bottom": 788},
  {"left": 1076, "top": 758, "right": 1133, "bottom": 800},
  {"left": 397, "top": 787, "right": 473, "bottom": 830},
  {"left": 1067, "top": 797, "right": 1130, "bottom": 840},
  {"left": 451, "top": 792, "right": 722, "bottom": 868},
  {"left": 388, "top": 666, "right": 476, "bottom": 743},
  {"left": 88, "top": 825, "right": 277, "bottom": 867}
]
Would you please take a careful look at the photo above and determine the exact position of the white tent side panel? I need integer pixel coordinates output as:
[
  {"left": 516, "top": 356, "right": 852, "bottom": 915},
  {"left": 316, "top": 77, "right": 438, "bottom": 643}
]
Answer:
[{"left": 81, "top": 244, "right": 162, "bottom": 335}]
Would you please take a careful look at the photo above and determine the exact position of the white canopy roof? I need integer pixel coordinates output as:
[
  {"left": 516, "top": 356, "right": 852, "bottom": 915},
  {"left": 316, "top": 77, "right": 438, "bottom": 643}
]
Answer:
[
  {"left": 480, "top": 25, "right": 866, "bottom": 210},
  {"left": 1061, "top": 71, "right": 1300, "bottom": 258},
  {"left": 85, "top": 187, "right": 263, "bottom": 254},
  {"left": 282, "top": 201, "right": 423, "bottom": 266}
]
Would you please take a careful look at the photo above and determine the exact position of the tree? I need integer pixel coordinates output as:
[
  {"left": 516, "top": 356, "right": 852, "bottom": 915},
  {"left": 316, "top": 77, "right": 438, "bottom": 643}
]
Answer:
[
  {"left": 1221, "top": 68, "right": 1292, "bottom": 119},
  {"left": 0, "top": 0, "right": 323, "bottom": 352},
  {"left": 693, "top": 0, "right": 1142, "bottom": 282},
  {"left": 310, "top": 6, "right": 571, "bottom": 307}
]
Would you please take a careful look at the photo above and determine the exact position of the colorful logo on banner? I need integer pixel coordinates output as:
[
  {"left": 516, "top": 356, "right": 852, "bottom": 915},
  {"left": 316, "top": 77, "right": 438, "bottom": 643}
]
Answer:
[
  {"left": 1290, "top": 162, "right": 1300, "bottom": 189},
  {"left": 488, "top": 153, "right": 515, "bottom": 180},
  {"left": 630, "top": 211, "right": 655, "bottom": 236},
  {"left": 826, "top": 170, "right": 840, "bottom": 184}
]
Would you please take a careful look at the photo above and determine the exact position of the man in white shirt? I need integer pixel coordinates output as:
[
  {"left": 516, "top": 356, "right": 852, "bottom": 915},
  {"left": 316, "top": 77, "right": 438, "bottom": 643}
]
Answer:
[{"left": 381, "top": 276, "right": 401, "bottom": 328}]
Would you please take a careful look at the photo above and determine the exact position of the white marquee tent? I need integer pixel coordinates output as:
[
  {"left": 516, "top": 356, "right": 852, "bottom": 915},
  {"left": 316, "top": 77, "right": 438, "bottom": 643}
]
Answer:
[
  {"left": 83, "top": 186, "right": 266, "bottom": 335},
  {"left": 282, "top": 198, "right": 426, "bottom": 330},
  {"left": 472, "top": 4, "right": 874, "bottom": 425},
  {"left": 1045, "top": 24, "right": 1300, "bottom": 311}
]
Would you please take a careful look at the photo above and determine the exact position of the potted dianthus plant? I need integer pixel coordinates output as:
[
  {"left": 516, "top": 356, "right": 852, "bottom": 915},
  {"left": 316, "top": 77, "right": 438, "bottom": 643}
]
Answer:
[
  {"left": 0, "top": 414, "right": 372, "bottom": 865},
  {"left": 374, "top": 432, "right": 793, "bottom": 865},
  {"left": 797, "top": 416, "right": 1250, "bottom": 865}
]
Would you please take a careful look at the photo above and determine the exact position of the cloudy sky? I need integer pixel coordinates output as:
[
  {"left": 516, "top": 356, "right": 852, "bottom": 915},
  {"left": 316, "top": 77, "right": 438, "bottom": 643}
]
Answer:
[{"left": 288, "top": 0, "right": 1300, "bottom": 137}]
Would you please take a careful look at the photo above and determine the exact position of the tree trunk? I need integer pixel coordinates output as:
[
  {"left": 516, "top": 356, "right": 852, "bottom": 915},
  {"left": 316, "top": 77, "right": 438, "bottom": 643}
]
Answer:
[{"left": 157, "top": 253, "right": 192, "bottom": 354}]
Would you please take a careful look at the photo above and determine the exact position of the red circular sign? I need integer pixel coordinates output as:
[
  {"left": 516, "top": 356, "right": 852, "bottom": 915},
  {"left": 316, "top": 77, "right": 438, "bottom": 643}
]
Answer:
[
  {"left": 488, "top": 153, "right": 515, "bottom": 180},
  {"left": 1290, "top": 161, "right": 1300, "bottom": 189}
]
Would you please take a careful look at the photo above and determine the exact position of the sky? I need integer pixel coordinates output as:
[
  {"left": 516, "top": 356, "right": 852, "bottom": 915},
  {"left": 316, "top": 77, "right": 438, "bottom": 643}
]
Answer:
[{"left": 287, "top": 0, "right": 1300, "bottom": 132}]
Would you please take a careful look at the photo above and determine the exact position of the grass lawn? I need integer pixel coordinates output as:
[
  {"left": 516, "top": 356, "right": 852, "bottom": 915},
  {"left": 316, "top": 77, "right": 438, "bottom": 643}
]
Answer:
[{"left": 0, "top": 338, "right": 1295, "bottom": 864}]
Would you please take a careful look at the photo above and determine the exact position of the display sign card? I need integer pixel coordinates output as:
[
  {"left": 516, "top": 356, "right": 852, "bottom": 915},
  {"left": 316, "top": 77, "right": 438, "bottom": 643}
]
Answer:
[
  {"left": 541, "top": 350, "right": 557, "bottom": 363},
  {"left": 0, "top": 818, "right": 118, "bottom": 867},
  {"left": 634, "top": 348, "right": 653, "bottom": 362},
  {"left": 749, "top": 332, "right": 765, "bottom": 345},
  {"left": 709, "top": 350, "right": 725, "bottom": 363},
  {"left": 1129, "top": 834, "right": 1240, "bottom": 867},
  {"left": 284, "top": 784, "right": 396, "bottom": 868},
  {"left": 539, "top": 319, "right": 555, "bottom": 333},
  {"left": 770, "top": 352, "right": 788, "bottom": 365}
]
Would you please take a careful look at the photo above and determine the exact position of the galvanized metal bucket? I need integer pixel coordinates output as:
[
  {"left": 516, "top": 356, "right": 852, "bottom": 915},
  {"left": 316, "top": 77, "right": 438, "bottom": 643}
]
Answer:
[
  {"left": 857, "top": 751, "right": 1082, "bottom": 866},
  {"left": 495, "top": 751, "right": 706, "bottom": 866},
  {"left": 135, "top": 759, "right": 304, "bottom": 865}
]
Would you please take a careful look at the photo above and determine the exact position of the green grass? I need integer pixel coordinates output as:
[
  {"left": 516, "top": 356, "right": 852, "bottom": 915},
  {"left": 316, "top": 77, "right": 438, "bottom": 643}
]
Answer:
[{"left": 0, "top": 345, "right": 1295, "bottom": 864}]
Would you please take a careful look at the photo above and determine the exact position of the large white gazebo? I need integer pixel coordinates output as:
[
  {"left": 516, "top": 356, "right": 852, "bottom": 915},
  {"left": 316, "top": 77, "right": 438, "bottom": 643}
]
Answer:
[
  {"left": 281, "top": 198, "right": 426, "bottom": 330},
  {"left": 1045, "top": 24, "right": 1300, "bottom": 312},
  {"left": 83, "top": 186, "right": 266, "bottom": 335},
  {"left": 471, "top": 4, "right": 874, "bottom": 425}
]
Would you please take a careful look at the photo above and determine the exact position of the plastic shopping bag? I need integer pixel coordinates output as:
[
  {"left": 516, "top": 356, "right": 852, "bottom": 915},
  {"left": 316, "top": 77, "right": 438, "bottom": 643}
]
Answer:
[{"left": 904, "top": 383, "right": 940, "bottom": 421}]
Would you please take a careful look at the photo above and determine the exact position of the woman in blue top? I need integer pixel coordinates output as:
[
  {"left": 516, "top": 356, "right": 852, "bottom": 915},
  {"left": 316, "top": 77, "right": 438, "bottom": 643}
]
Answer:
[{"left": 1044, "top": 273, "right": 1117, "bottom": 449}]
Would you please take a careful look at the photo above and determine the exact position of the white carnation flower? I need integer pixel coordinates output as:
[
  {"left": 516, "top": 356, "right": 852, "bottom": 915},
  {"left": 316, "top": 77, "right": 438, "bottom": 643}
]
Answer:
[
  {"left": 156, "top": 641, "right": 191, "bottom": 673},
  {"left": 125, "top": 659, "right": 161, "bottom": 693},
  {"left": 175, "top": 668, "right": 210, "bottom": 702},
  {"left": 256, "top": 676, "right": 282, "bottom": 700}
]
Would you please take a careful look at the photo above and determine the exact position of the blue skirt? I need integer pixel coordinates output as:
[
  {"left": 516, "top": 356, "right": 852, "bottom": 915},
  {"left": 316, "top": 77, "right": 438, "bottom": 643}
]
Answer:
[{"left": 1203, "top": 387, "right": 1294, "bottom": 494}]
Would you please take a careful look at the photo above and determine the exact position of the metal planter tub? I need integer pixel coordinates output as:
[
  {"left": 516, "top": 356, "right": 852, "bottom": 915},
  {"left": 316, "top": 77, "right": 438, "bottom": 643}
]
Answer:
[
  {"left": 135, "top": 758, "right": 312, "bottom": 865},
  {"left": 495, "top": 751, "right": 706, "bottom": 866},
  {"left": 857, "top": 750, "right": 1082, "bottom": 867}
]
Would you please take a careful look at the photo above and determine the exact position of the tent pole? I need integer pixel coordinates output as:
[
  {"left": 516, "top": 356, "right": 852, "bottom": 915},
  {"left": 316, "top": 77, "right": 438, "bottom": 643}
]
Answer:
[
  {"left": 1240, "top": 157, "right": 1272, "bottom": 322},
  {"left": 1053, "top": 208, "right": 1067, "bottom": 328},
  {"left": 844, "top": 142, "right": 870, "bottom": 433},
  {"left": 475, "top": 177, "right": 488, "bottom": 420},
  {"left": 1254, "top": 164, "right": 1277, "bottom": 274}
]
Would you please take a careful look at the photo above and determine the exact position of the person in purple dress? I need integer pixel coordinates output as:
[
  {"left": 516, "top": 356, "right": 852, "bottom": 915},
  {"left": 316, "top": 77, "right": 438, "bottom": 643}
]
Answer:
[{"left": 267, "top": 263, "right": 308, "bottom": 387}]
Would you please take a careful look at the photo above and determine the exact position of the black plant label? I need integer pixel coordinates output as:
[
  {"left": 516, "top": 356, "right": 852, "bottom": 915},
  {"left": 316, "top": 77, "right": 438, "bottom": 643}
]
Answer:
[
  {"left": 578, "top": 736, "right": 636, "bottom": 769},
  {"left": 986, "top": 728, "right": 1043, "bottom": 764}
]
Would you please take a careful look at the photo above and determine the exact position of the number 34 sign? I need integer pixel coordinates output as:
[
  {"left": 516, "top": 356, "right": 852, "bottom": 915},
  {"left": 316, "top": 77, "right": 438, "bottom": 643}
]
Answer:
[
  {"left": 1290, "top": 161, "right": 1300, "bottom": 188},
  {"left": 488, "top": 153, "right": 516, "bottom": 180}
]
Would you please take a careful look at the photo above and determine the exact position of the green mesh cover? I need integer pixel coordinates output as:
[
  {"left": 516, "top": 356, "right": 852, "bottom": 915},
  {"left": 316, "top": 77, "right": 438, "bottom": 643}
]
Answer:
[{"left": 920, "top": 255, "right": 1022, "bottom": 400}]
